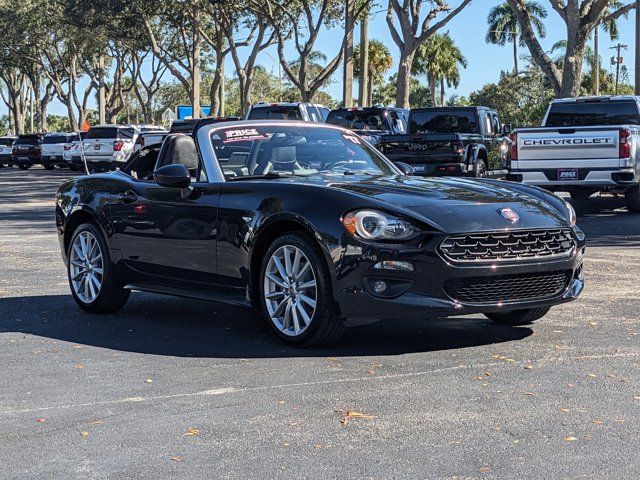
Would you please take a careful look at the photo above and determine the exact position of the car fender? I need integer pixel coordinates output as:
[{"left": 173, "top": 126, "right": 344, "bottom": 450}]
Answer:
[{"left": 250, "top": 211, "right": 340, "bottom": 297}]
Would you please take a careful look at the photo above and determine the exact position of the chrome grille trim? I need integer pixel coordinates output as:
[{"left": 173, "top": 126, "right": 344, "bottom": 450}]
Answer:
[{"left": 439, "top": 229, "right": 575, "bottom": 263}]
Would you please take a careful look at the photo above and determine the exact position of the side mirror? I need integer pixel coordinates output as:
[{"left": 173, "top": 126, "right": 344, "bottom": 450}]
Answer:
[
  {"left": 502, "top": 124, "right": 512, "bottom": 135},
  {"left": 394, "top": 162, "right": 414, "bottom": 175},
  {"left": 154, "top": 163, "right": 191, "bottom": 188}
]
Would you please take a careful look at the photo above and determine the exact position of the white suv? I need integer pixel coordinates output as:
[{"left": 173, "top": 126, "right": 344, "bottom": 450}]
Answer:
[
  {"left": 0, "top": 136, "right": 16, "bottom": 167},
  {"left": 245, "top": 102, "right": 329, "bottom": 122},
  {"left": 83, "top": 125, "right": 139, "bottom": 171},
  {"left": 42, "top": 132, "right": 77, "bottom": 169}
]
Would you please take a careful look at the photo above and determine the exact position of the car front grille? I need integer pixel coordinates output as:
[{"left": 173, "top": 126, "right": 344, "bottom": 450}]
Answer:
[
  {"left": 439, "top": 229, "right": 575, "bottom": 263},
  {"left": 443, "top": 271, "right": 571, "bottom": 305}
]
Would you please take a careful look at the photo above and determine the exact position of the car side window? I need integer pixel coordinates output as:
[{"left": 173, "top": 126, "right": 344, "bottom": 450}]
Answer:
[
  {"left": 484, "top": 113, "right": 493, "bottom": 135},
  {"left": 390, "top": 111, "right": 406, "bottom": 134},
  {"left": 491, "top": 113, "right": 501, "bottom": 136}
]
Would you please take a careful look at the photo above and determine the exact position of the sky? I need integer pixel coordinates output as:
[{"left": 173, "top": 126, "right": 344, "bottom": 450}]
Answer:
[{"left": 3, "top": 0, "right": 640, "bottom": 118}]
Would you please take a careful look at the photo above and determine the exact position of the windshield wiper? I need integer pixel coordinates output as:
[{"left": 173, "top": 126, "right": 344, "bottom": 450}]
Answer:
[{"left": 229, "top": 172, "right": 293, "bottom": 181}]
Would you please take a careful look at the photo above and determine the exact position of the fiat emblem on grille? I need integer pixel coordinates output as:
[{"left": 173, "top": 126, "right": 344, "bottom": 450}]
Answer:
[{"left": 500, "top": 208, "right": 519, "bottom": 223}]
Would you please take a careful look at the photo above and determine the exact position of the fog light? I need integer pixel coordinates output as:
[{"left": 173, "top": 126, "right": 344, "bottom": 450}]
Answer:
[
  {"left": 373, "top": 260, "right": 414, "bottom": 272},
  {"left": 372, "top": 280, "right": 388, "bottom": 294}
]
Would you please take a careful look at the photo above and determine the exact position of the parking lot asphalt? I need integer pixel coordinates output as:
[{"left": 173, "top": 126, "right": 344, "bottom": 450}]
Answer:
[{"left": 0, "top": 167, "right": 639, "bottom": 479}]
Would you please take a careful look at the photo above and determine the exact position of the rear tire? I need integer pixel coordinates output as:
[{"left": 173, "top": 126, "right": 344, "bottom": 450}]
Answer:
[
  {"left": 625, "top": 185, "right": 640, "bottom": 213},
  {"left": 67, "top": 222, "right": 130, "bottom": 313},
  {"left": 485, "top": 306, "right": 550, "bottom": 326},
  {"left": 17, "top": 162, "right": 30, "bottom": 170},
  {"left": 259, "top": 233, "right": 344, "bottom": 346},
  {"left": 44, "top": 163, "right": 55, "bottom": 170}
]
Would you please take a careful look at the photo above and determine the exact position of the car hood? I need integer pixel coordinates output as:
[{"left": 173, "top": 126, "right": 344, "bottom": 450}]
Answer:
[{"left": 327, "top": 175, "right": 569, "bottom": 233}]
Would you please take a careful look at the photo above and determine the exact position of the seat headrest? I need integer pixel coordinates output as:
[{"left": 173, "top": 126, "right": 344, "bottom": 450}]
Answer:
[
  {"left": 271, "top": 146, "right": 296, "bottom": 165},
  {"left": 155, "top": 134, "right": 198, "bottom": 172}
]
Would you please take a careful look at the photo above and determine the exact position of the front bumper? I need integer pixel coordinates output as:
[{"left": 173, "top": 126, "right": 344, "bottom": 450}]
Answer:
[{"left": 334, "top": 229, "right": 585, "bottom": 321}]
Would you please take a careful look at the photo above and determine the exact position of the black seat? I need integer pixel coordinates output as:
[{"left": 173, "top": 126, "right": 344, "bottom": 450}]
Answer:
[{"left": 155, "top": 134, "right": 199, "bottom": 177}]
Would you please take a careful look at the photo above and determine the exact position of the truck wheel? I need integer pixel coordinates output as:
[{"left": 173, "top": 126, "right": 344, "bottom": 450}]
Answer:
[
  {"left": 474, "top": 159, "right": 487, "bottom": 178},
  {"left": 44, "top": 163, "right": 55, "bottom": 170},
  {"left": 18, "top": 162, "right": 30, "bottom": 170},
  {"left": 625, "top": 185, "right": 640, "bottom": 213},
  {"left": 485, "top": 307, "right": 550, "bottom": 326}
]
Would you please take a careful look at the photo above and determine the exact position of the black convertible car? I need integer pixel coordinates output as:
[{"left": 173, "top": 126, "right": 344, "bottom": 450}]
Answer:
[{"left": 55, "top": 121, "right": 585, "bottom": 346}]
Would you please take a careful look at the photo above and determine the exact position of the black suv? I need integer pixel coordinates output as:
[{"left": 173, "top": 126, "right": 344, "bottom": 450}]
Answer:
[{"left": 325, "top": 107, "right": 408, "bottom": 145}]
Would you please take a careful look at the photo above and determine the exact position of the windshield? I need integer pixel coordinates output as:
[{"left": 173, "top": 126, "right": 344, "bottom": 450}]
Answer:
[
  {"left": 43, "top": 135, "right": 70, "bottom": 144},
  {"left": 210, "top": 125, "right": 398, "bottom": 179},
  {"left": 410, "top": 110, "right": 478, "bottom": 134},
  {"left": 545, "top": 101, "right": 640, "bottom": 127},
  {"left": 14, "top": 135, "right": 40, "bottom": 145},
  {"left": 247, "top": 106, "right": 303, "bottom": 121},
  {"left": 326, "top": 110, "right": 389, "bottom": 131},
  {"left": 86, "top": 127, "right": 134, "bottom": 139}
]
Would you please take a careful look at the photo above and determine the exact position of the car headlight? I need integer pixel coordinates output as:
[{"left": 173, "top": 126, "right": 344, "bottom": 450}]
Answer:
[
  {"left": 341, "top": 209, "right": 417, "bottom": 241},
  {"left": 566, "top": 201, "right": 576, "bottom": 226}
]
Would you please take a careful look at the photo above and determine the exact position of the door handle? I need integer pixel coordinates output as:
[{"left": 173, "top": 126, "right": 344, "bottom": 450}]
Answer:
[{"left": 117, "top": 191, "right": 138, "bottom": 204}]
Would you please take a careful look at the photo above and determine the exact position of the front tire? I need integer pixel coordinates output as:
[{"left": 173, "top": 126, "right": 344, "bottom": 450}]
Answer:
[
  {"left": 17, "top": 162, "right": 30, "bottom": 170},
  {"left": 44, "top": 163, "right": 55, "bottom": 170},
  {"left": 67, "top": 223, "right": 130, "bottom": 313},
  {"left": 485, "top": 306, "right": 550, "bottom": 326},
  {"left": 474, "top": 159, "right": 487, "bottom": 178},
  {"left": 260, "top": 233, "right": 344, "bottom": 346},
  {"left": 625, "top": 185, "right": 640, "bottom": 213}
]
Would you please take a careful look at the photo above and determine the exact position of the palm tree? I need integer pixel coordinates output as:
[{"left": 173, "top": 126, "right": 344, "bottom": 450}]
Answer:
[
  {"left": 413, "top": 33, "right": 467, "bottom": 107},
  {"left": 486, "top": 1, "right": 547, "bottom": 74},
  {"left": 354, "top": 40, "right": 393, "bottom": 106}
]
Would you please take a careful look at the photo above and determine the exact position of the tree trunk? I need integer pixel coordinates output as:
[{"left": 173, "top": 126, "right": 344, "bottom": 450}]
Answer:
[
  {"left": 358, "top": 14, "right": 369, "bottom": 106},
  {"left": 395, "top": 51, "right": 415, "bottom": 108},
  {"left": 367, "top": 75, "right": 373, "bottom": 106},
  {"left": 343, "top": 0, "right": 355, "bottom": 108},
  {"left": 440, "top": 78, "right": 445, "bottom": 107},
  {"left": 191, "top": 0, "right": 201, "bottom": 118},
  {"left": 428, "top": 72, "right": 437, "bottom": 107},
  {"left": 98, "top": 54, "right": 106, "bottom": 124},
  {"left": 512, "top": 36, "right": 518, "bottom": 74}
]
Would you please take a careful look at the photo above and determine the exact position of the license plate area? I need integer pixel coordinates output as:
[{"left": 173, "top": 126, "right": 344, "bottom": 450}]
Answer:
[
  {"left": 94, "top": 145, "right": 101, "bottom": 151},
  {"left": 557, "top": 169, "right": 578, "bottom": 181},
  {"left": 412, "top": 165, "right": 426, "bottom": 172}
]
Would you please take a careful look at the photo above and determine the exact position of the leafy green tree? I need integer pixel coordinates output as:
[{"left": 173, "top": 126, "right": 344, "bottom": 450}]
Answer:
[
  {"left": 486, "top": 1, "right": 547, "bottom": 74},
  {"left": 469, "top": 68, "right": 551, "bottom": 127},
  {"left": 413, "top": 33, "right": 467, "bottom": 107},
  {"left": 354, "top": 39, "right": 393, "bottom": 106}
]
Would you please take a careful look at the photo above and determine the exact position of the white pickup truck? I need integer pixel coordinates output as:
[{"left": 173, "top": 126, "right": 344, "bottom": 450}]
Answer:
[{"left": 507, "top": 96, "right": 640, "bottom": 212}]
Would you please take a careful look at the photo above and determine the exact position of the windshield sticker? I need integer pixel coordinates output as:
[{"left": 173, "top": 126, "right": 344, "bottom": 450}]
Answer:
[
  {"left": 342, "top": 134, "right": 362, "bottom": 145},
  {"left": 223, "top": 128, "right": 271, "bottom": 143}
]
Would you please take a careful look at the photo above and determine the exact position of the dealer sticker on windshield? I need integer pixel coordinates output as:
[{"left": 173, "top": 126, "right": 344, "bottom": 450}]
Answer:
[{"left": 223, "top": 128, "right": 271, "bottom": 143}]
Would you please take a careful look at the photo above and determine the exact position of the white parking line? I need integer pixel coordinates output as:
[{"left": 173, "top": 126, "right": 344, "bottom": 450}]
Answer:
[{"left": 0, "top": 351, "right": 637, "bottom": 416}]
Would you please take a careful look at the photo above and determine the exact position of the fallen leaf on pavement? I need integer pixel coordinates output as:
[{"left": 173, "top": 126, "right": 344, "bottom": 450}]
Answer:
[
  {"left": 145, "top": 379, "right": 153, "bottom": 384},
  {"left": 36, "top": 418, "right": 45, "bottom": 423},
  {"left": 479, "top": 466, "right": 491, "bottom": 473},
  {"left": 564, "top": 436, "right": 578, "bottom": 442},
  {"left": 367, "top": 370, "right": 375, "bottom": 375},
  {"left": 587, "top": 373, "right": 597, "bottom": 378},
  {"left": 184, "top": 427, "right": 200, "bottom": 436},
  {"left": 339, "top": 410, "right": 375, "bottom": 424},
  {"left": 522, "top": 392, "right": 535, "bottom": 396},
  {"left": 633, "top": 396, "right": 640, "bottom": 401},
  {"left": 81, "top": 431, "right": 89, "bottom": 437},
  {"left": 560, "top": 408, "right": 570, "bottom": 413},
  {"left": 89, "top": 419, "right": 103, "bottom": 425},
  {"left": 592, "top": 419, "right": 604, "bottom": 425},
  {"left": 523, "top": 365, "right": 533, "bottom": 369},
  {"left": 73, "top": 364, "right": 84, "bottom": 369},
  {"left": 170, "top": 456, "right": 183, "bottom": 462}
]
